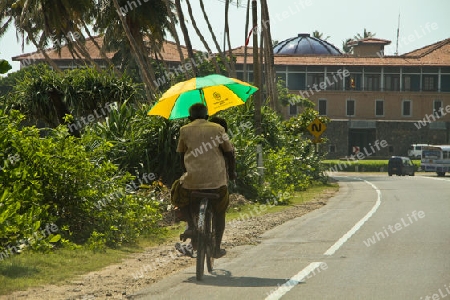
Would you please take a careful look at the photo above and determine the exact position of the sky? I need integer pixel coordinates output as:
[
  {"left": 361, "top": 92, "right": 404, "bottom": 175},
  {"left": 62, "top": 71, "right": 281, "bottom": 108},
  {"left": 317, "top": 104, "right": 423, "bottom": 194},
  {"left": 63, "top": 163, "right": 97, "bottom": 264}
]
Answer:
[{"left": 1, "top": 0, "right": 449, "bottom": 74}]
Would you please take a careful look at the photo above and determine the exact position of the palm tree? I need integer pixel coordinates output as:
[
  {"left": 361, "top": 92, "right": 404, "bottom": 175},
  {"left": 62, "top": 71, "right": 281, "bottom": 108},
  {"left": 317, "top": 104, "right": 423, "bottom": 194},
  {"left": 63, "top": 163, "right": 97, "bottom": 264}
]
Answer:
[
  {"left": 224, "top": 0, "right": 236, "bottom": 77},
  {"left": 342, "top": 38, "right": 353, "bottom": 54},
  {"left": 260, "top": 0, "right": 279, "bottom": 112},
  {"left": 312, "top": 30, "right": 330, "bottom": 41},
  {"left": 163, "top": 0, "right": 190, "bottom": 80},
  {"left": 184, "top": 0, "right": 221, "bottom": 74},
  {"left": 0, "top": 0, "right": 62, "bottom": 71},
  {"left": 354, "top": 28, "right": 376, "bottom": 41},
  {"left": 96, "top": 0, "right": 173, "bottom": 99},
  {"left": 174, "top": 0, "right": 198, "bottom": 77},
  {"left": 198, "top": 0, "right": 232, "bottom": 75},
  {"left": 343, "top": 28, "right": 376, "bottom": 54}
]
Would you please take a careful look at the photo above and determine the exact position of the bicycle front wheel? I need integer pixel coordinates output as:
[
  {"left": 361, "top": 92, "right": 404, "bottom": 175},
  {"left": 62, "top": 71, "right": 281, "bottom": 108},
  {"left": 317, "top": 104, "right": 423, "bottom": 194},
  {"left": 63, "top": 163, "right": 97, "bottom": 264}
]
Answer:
[
  {"left": 205, "top": 209, "right": 215, "bottom": 273},
  {"left": 196, "top": 199, "right": 207, "bottom": 280}
]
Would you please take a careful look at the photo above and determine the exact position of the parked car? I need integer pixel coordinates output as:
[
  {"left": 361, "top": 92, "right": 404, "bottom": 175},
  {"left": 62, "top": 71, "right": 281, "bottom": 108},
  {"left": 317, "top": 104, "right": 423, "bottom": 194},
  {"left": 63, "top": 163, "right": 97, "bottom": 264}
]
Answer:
[{"left": 388, "top": 156, "right": 415, "bottom": 176}]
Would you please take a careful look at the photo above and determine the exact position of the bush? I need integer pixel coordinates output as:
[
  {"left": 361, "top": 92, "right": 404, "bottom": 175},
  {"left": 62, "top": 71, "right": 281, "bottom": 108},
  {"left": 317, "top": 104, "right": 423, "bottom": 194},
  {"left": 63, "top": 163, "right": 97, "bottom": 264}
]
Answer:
[{"left": 0, "top": 109, "right": 161, "bottom": 252}]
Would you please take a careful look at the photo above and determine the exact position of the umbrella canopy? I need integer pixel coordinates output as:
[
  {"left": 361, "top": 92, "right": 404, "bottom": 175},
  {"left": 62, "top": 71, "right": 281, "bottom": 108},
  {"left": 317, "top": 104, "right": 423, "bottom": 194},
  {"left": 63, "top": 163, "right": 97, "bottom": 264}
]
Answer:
[{"left": 147, "top": 74, "right": 258, "bottom": 119}]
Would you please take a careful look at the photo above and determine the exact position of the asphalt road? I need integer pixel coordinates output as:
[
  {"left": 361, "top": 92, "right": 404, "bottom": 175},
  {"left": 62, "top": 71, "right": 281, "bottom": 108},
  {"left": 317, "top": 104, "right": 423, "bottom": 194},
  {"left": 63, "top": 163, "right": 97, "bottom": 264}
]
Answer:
[{"left": 131, "top": 173, "right": 450, "bottom": 300}]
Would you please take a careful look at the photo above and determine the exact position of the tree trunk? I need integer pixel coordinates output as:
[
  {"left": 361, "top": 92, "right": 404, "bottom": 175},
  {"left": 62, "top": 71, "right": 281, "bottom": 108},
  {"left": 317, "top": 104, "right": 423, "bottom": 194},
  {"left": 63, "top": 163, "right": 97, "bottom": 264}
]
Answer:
[
  {"left": 28, "top": 33, "right": 62, "bottom": 72},
  {"left": 252, "top": 0, "right": 261, "bottom": 136},
  {"left": 243, "top": 0, "right": 251, "bottom": 82},
  {"left": 224, "top": 0, "right": 236, "bottom": 77},
  {"left": 112, "top": 0, "right": 156, "bottom": 100},
  {"left": 198, "top": 0, "right": 232, "bottom": 75},
  {"left": 174, "top": 0, "right": 198, "bottom": 77},
  {"left": 81, "top": 21, "right": 122, "bottom": 76},
  {"left": 185, "top": 0, "right": 221, "bottom": 74},
  {"left": 260, "top": 0, "right": 280, "bottom": 112},
  {"left": 163, "top": 0, "right": 192, "bottom": 79}
]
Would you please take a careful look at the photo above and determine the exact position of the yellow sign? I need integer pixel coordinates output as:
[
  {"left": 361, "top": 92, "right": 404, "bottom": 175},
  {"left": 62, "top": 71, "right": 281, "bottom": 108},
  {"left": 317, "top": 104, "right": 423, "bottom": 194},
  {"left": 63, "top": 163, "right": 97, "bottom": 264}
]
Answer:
[
  {"left": 312, "top": 137, "right": 324, "bottom": 144},
  {"left": 307, "top": 118, "right": 326, "bottom": 138}
]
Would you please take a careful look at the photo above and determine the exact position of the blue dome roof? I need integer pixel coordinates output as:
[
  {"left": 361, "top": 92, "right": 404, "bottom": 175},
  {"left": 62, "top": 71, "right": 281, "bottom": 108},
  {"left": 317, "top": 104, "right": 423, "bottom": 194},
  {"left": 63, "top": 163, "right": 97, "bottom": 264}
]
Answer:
[{"left": 274, "top": 33, "right": 342, "bottom": 56}]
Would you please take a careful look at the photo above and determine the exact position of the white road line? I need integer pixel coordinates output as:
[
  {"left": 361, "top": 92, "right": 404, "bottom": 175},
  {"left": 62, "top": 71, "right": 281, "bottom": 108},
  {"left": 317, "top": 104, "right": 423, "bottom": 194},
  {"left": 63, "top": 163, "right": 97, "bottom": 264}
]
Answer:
[
  {"left": 323, "top": 179, "right": 381, "bottom": 255},
  {"left": 265, "top": 178, "right": 381, "bottom": 300},
  {"left": 264, "top": 262, "right": 324, "bottom": 300}
]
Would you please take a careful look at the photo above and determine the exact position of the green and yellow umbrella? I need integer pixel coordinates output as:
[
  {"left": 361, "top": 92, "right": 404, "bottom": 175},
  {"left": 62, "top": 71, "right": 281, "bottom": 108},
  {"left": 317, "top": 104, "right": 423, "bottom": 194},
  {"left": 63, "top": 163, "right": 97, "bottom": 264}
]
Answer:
[{"left": 148, "top": 74, "right": 258, "bottom": 119}]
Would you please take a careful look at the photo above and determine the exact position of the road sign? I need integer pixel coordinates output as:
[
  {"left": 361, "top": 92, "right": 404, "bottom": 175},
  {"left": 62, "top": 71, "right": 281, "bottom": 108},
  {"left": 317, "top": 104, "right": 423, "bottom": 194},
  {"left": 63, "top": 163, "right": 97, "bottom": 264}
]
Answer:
[
  {"left": 307, "top": 118, "right": 326, "bottom": 138},
  {"left": 312, "top": 137, "right": 324, "bottom": 144}
]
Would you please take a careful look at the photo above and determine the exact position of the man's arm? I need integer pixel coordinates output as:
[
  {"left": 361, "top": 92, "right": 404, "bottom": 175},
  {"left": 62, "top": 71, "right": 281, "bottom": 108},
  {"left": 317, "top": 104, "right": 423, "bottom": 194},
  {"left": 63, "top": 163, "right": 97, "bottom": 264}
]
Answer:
[{"left": 223, "top": 151, "right": 236, "bottom": 180}]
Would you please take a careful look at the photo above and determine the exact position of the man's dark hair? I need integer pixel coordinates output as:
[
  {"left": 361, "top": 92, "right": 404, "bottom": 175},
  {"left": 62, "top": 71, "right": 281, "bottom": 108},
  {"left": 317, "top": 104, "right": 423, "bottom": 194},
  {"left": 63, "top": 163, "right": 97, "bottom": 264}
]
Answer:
[
  {"left": 209, "top": 116, "right": 228, "bottom": 132},
  {"left": 188, "top": 103, "right": 208, "bottom": 120}
]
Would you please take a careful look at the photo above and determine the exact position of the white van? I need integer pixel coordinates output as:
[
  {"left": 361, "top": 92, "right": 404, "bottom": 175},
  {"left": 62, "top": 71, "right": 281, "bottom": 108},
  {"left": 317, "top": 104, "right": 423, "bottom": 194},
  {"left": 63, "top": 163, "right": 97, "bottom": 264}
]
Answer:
[{"left": 408, "top": 144, "right": 429, "bottom": 158}]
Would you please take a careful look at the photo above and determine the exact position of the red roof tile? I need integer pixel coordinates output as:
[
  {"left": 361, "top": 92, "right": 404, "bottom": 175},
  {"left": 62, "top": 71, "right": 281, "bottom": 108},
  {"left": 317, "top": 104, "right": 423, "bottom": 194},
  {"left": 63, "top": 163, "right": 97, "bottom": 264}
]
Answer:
[{"left": 12, "top": 36, "right": 193, "bottom": 63}]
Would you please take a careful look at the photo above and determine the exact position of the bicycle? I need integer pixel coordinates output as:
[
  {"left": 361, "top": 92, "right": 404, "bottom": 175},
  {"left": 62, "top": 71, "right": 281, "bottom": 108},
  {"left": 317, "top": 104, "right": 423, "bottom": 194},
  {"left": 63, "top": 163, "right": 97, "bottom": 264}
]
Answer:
[{"left": 179, "top": 190, "right": 219, "bottom": 280}]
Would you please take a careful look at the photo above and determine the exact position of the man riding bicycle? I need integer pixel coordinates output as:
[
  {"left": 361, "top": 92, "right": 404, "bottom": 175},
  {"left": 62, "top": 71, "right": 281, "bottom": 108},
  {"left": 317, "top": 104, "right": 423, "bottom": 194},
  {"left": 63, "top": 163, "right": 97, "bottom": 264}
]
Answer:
[{"left": 174, "top": 103, "right": 236, "bottom": 258}]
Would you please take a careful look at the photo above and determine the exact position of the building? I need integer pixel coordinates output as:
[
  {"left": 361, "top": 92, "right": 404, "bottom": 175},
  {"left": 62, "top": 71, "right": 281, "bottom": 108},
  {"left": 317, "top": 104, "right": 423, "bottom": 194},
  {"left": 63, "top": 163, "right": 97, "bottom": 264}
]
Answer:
[
  {"left": 12, "top": 34, "right": 450, "bottom": 158},
  {"left": 11, "top": 36, "right": 192, "bottom": 71},
  {"left": 233, "top": 34, "right": 450, "bottom": 158}
]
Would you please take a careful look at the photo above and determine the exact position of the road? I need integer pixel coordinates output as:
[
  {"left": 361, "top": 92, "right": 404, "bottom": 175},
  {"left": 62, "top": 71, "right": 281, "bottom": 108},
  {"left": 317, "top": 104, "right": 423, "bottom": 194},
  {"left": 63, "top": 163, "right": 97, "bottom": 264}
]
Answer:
[{"left": 130, "top": 174, "right": 450, "bottom": 300}]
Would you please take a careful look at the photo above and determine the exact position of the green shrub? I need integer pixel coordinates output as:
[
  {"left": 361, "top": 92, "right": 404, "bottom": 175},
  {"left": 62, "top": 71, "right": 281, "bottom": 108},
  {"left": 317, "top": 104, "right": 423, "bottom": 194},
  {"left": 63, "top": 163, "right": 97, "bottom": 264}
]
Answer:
[{"left": 0, "top": 109, "right": 161, "bottom": 252}]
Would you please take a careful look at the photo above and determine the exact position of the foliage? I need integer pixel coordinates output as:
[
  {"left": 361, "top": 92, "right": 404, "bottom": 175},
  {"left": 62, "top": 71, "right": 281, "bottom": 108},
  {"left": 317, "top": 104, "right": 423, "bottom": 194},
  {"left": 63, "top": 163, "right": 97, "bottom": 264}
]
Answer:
[
  {"left": 0, "top": 59, "right": 12, "bottom": 74},
  {"left": 6, "top": 65, "right": 143, "bottom": 134},
  {"left": 312, "top": 30, "right": 330, "bottom": 41},
  {"left": 217, "top": 99, "right": 327, "bottom": 204},
  {"left": 91, "top": 102, "right": 186, "bottom": 185},
  {"left": 0, "top": 64, "right": 328, "bottom": 256},
  {"left": 0, "top": 109, "right": 162, "bottom": 253}
]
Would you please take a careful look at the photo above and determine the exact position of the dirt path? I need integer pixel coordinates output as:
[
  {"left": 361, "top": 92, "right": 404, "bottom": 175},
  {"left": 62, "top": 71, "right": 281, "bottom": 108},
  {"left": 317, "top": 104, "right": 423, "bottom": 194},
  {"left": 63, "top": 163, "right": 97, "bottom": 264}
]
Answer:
[{"left": 2, "top": 188, "right": 337, "bottom": 300}]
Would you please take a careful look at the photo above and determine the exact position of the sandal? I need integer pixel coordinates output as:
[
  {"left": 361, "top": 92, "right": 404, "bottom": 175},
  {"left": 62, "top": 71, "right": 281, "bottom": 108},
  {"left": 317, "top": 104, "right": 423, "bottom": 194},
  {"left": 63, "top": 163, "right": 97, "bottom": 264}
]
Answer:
[{"left": 175, "top": 242, "right": 194, "bottom": 258}]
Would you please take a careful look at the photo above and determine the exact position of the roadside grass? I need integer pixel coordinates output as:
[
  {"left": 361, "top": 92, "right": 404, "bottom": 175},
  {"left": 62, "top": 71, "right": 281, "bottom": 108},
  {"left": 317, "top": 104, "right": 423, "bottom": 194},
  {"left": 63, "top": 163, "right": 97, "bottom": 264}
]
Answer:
[
  {"left": 0, "top": 247, "right": 137, "bottom": 295},
  {"left": 0, "top": 181, "right": 338, "bottom": 296}
]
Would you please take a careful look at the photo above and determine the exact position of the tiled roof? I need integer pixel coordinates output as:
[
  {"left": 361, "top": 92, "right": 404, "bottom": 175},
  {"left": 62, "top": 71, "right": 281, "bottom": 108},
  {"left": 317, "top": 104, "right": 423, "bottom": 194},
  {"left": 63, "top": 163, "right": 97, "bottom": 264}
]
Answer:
[
  {"left": 12, "top": 36, "right": 193, "bottom": 63},
  {"left": 233, "top": 38, "right": 450, "bottom": 67},
  {"left": 348, "top": 37, "right": 391, "bottom": 46},
  {"left": 401, "top": 38, "right": 450, "bottom": 58},
  {"left": 12, "top": 36, "right": 450, "bottom": 68}
]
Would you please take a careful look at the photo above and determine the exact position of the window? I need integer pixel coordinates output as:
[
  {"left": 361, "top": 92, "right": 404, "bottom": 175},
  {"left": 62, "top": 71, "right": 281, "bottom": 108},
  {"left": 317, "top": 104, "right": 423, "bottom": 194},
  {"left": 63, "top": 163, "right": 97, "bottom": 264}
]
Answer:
[
  {"left": 402, "top": 100, "right": 412, "bottom": 117},
  {"left": 434, "top": 100, "right": 442, "bottom": 113},
  {"left": 318, "top": 99, "right": 327, "bottom": 115},
  {"left": 287, "top": 73, "right": 306, "bottom": 90},
  {"left": 402, "top": 75, "right": 420, "bottom": 91},
  {"left": 364, "top": 75, "right": 380, "bottom": 91},
  {"left": 345, "top": 74, "right": 362, "bottom": 90},
  {"left": 346, "top": 99, "right": 355, "bottom": 116},
  {"left": 326, "top": 73, "right": 344, "bottom": 90},
  {"left": 375, "top": 100, "right": 384, "bottom": 116},
  {"left": 307, "top": 74, "right": 325, "bottom": 90},
  {"left": 442, "top": 75, "right": 450, "bottom": 92},
  {"left": 384, "top": 75, "right": 400, "bottom": 91},
  {"left": 289, "top": 104, "right": 297, "bottom": 116},
  {"left": 423, "top": 75, "right": 438, "bottom": 91}
]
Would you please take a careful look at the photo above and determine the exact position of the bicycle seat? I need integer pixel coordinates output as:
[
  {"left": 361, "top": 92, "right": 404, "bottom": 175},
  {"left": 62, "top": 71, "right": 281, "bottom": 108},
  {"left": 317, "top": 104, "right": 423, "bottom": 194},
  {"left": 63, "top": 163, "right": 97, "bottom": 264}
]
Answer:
[{"left": 191, "top": 191, "right": 220, "bottom": 200}]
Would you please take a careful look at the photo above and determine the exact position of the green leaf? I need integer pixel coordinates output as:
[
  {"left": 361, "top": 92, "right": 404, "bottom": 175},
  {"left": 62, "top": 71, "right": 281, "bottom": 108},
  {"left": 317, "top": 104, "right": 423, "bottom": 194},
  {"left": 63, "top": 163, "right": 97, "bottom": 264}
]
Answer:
[
  {"left": 33, "top": 220, "right": 41, "bottom": 232},
  {"left": 49, "top": 234, "right": 61, "bottom": 243}
]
